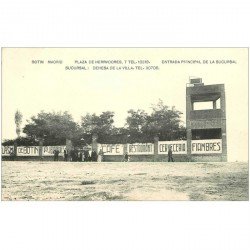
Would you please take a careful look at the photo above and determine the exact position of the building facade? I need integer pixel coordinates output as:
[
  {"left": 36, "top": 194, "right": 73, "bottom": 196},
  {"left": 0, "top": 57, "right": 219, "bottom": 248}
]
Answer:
[{"left": 186, "top": 78, "right": 227, "bottom": 162}]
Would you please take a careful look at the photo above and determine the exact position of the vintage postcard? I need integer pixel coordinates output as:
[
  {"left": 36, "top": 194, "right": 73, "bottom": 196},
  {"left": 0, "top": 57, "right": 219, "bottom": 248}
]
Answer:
[{"left": 1, "top": 48, "right": 248, "bottom": 201}]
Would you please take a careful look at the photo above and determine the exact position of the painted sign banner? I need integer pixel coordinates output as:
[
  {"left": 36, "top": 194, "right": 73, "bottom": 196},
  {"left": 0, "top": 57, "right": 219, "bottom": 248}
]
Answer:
[
  {"left": 1, "top": 146, "right": 14, "bottom": 156},
  {"left": 191, "top": 139, "right": 222, "bottom": 154},
  {"left": 17, "top": 146, "right": 39, "bottom": 156},
  {"left": 158, "top": 141, "right": 187, "bottom": 154},
  {"left": 127, "top": 143, "right": 154, "bottom": 155},
  {"left": 42, "top": 146, "right": 66, "bottom": 156},
  {"left": 98, "top": 144, "right": 124, "bottom": 155}
]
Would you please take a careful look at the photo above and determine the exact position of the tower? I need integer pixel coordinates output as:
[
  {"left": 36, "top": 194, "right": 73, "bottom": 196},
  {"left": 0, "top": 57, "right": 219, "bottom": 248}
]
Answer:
[{"left": 186, "top": 78, "right": 227, "bottom": 162}]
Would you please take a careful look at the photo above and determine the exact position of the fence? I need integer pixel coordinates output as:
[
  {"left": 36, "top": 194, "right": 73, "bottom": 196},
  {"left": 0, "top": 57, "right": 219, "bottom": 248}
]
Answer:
[{"left": 2, "top": 139, "right": 223, "bottom": 162}]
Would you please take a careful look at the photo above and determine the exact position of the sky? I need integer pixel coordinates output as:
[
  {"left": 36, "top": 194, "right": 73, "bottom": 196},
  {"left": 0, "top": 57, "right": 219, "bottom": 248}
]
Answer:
[{"left": 1, "top": 48, "right": 248, "bottom": 161}]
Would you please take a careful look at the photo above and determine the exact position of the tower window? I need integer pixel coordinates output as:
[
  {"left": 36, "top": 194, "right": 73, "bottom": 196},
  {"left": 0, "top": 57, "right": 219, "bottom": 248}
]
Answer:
[{"left": 193, "top": 101, "right": 213, "bottom": 110}]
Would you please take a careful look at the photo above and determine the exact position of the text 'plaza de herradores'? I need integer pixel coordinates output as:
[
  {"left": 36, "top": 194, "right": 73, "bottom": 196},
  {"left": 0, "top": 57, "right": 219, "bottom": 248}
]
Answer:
[{"left": 186, "top": 78, "right": 227, "bottom": 162}]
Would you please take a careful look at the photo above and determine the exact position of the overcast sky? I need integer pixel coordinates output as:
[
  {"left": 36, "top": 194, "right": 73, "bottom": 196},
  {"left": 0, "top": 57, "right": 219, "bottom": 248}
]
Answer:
[{"left": 2, "top": 48, "right": 248, "bottom": 161}]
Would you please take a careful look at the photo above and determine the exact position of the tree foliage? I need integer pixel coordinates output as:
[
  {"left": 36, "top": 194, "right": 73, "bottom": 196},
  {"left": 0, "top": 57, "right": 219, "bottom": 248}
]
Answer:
[
  {"left": 23, "top": 111, "right": 79, "bottom": 145},
  {"left": 126, "top": 100, "right": 186, "bottom": 142},
  {"left": 81, "top": 111, "right": 115, "bottom": 143},
  {"left": 6, "top": 100, "right": 186, "bottom": 146},
  {"left": 2, "top": 137, "right": 37, "bottom": 146},
  {"left": 125, "top": 109, "right": 148, "bottom": 142}
]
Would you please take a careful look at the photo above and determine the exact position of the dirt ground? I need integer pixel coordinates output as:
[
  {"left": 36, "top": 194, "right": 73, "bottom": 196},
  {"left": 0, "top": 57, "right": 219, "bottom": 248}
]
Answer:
[{"left": 1, "top": 161, "right": 249, "bottom": 201}]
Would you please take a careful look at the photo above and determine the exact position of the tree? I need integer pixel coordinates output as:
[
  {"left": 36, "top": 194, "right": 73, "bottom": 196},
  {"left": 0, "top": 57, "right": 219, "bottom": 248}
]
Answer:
[
  {"left": 17, "top": 100, "right": 186, "bottom": 147},
  {"left": 23, "top": 111, "right": 79, "bottom": 145},
  {"left": 2, "top": 137, "right": 37, "bottom": 146},
  {"left": 81, "top": 111, "right": 115, "bottom": 143},
  {"left": 125, "top": 109, "right": 148, "bottom": 142},
  {"left": 144, "top": 99, "right": 185, "bottom": 141},
  {"left": 125, "top": 100, "right": 186, "bottom": 142},
  {"left": 14, "top": 110, "right": 23, "bottom": 138}
]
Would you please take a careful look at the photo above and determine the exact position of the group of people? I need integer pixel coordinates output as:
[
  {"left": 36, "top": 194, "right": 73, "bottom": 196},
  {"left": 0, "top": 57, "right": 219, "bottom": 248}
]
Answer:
[
  {"left": 59, "top": 148, "right": 104, "bottom": 162},
  {"left": 53, "top": 149, "right": 60, "bottom": 161},
  {"left": 53, "top": 146, "right": 174, "bottom": 162}
]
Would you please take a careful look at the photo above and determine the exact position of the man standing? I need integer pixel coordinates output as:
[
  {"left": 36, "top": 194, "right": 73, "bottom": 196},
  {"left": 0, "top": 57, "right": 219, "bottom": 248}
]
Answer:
[
  {"left": 91, "top": 150, "right": 97, "bottom": 162},
  {"left": 168, "top": 146, "right": 174, "bottom": 162},
  {"left": 83, "top": 150, "right": 89, "bottom": 162},
  {"left": 97, "top": 149, "right": 104, "bottom": 162},
  {"left": 124, "top": 152, "right": 129, "bottom": 162},
  {"left": 64, "top": 148, "right": 68, "bottom": 161},
  {"left": 53, "top": 149, "right": 59, "bottom": 161}
]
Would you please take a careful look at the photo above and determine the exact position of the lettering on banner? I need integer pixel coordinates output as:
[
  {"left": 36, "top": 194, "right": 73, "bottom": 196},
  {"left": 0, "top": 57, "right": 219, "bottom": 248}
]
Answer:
[
  {"left": 98, "top": 144, "right": 124, "bottom": 155},
  {"left": 127, "top": 143, "right": 154, "bottom": 155},
  {"left": 1, "top": 146, "right": 14, "bottom": 156},
  {"left": 191, "top": 139, "right": 222, "bottom": 154},
  {"left": 17, "top": 146, "right": 39, "bottom": 156},
  {"left": 158, "top": 141, "right": 187, "bottom": 154},
  {"left": 43, "top": 146, "right": 66, "bottom": 156}
]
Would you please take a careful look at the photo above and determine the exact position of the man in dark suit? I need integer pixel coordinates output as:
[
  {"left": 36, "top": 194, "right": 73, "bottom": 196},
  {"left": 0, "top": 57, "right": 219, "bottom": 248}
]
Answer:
[{"left": 168, "top": 146, "right": 174, "bottom": 162}]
